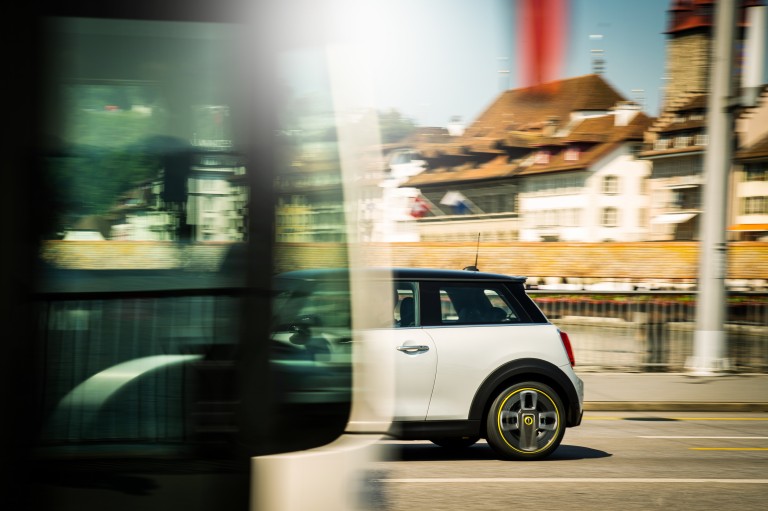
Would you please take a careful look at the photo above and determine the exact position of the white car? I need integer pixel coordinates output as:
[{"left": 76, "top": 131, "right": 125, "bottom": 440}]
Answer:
[{"left": 272, "top": 267, "right": 584, "bottom": 461}]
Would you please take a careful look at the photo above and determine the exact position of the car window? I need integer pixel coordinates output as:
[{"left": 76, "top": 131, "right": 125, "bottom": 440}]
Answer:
[
  {"left": 273, "top": 278, "right": 351, "bottom": 330},
  {"left": 432, "top": 282, "right": 524, "bottom": 326},
  {"left": 394, "top": 281, "right": 417, "bottom": 327}
]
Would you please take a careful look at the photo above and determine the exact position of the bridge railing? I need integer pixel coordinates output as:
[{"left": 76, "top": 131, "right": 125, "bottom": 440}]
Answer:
[{"left": 528, "top": 290, "right": 768, "bottom": 373}]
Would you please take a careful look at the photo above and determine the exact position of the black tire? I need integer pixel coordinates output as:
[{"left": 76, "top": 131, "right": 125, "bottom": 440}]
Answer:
[
  {"left": 485, "top": 382, "right": 565, "bottom": 460},
  {"left": 430, "top": 436, "right": 480, "bottom": 449}
]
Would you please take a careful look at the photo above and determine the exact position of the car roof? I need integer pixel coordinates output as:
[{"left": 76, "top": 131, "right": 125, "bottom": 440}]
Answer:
[{"left": 276, "top": 267, "right": 527, "bottom": 283}]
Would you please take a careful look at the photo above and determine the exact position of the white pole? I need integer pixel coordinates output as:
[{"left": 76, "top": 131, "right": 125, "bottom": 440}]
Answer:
[
  {"left": 688, "top": 0, "right": 738, "bottom": 376},
  {"left": 742, "top": 5, "right": 766, "bottom": 107}
]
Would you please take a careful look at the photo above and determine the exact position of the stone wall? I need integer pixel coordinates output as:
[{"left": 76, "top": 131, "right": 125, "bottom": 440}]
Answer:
[{"left": 40, "top": 240, "right": 768, "bottom": 282}]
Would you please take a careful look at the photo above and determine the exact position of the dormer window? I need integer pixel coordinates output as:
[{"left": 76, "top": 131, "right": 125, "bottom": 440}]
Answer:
[
  {"left": 564, "top": 146, "right": 580, "bottom": 161},
  {"left": 534, "top": 150, "right": 550, "bottom": 164}
]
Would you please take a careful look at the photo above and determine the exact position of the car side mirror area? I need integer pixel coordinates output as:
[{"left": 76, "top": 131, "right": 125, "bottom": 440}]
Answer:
[{"left": 289, "top": 323, "right": 312, "bottom": 346}]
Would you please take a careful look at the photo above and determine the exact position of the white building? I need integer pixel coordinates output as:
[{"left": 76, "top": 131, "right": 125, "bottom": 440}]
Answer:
[{"left": 401, "top": 75, "right": 653, "bottom": 242}]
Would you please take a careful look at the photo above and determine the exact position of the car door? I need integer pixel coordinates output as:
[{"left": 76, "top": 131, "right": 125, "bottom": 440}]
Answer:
[
  {"left": 420, "top": 280, "right": 562, "bottom": 420},
  {"left": 389, "top": 281, "right": 437, "bottom": 420}
]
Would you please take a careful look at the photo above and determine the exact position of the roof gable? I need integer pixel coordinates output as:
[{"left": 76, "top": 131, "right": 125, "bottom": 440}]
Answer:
[{"left": 459, "top": 74, "right": 626, "bottom": 144}]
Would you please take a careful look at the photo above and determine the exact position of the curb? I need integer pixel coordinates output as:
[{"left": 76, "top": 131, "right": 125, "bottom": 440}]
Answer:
[{"left": 585, "top": 402, "right": 768, "bottom": 412}]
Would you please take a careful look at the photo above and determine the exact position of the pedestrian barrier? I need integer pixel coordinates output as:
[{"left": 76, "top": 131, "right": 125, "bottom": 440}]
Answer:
[{"left": 529, "top": 291, "right": 768, "bottom": 373}]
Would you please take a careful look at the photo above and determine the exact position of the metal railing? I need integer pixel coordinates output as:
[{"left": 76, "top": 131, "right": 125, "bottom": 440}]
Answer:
[{"left": 528, "top": 290, "right": 768, "bottom": 373}]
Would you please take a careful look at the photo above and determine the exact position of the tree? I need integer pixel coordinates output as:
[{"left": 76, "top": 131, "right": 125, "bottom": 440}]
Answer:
[{"left": 378, "top": 108, "right": 417, "bottom": 144}]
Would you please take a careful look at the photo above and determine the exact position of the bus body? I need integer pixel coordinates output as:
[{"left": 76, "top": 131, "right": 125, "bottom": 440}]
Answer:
[{"left": 4, "top": 2, "right": 393, "bottom": 510}]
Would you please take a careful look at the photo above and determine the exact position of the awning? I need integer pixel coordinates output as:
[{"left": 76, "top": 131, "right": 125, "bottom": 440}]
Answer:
[
  {"left": 728, "top": 223, "right": 768, "bottom": 231},
  {"left": 664, "top": 184, "right": 700, "bottom": 189},
  {"left": 651, "top": 213, "right": 698, "bottom": 224}
]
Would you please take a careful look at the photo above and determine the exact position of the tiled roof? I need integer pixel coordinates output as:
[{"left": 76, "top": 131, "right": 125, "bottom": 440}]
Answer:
[
  {"left": 656, "top": 118, "right": 707, "bottom": 133},
  {"left": 457, "top": 74, "right": 626, "bottom": 148},
  {"left": 665, "top": 1, "right": 762, "bottom": 35},
  {"left": 406, "top": 154, "right": 517, "bottom": 187},
  {"left": 515, "top": 142, "right": 621, "bottom": 176},
  {"left": 638, "top": 145, "right": 706, "bottom": 159},
  {"left": 565, "top": 113, "right": 650, "bottom": 142},
  {"left": 407, "top": 113, "right": 652, "bottom": 186},
  {"left": 735, "top": 131, "right": 768, "bottom": 161},
  {"left": 403, "top": 75, "right": 653, "bottom": 187},
  {"left": 675, "top": 94, "right": 708, "bottom": 111},
  {"left": 643, "top": 93, "right": 708, "bottom": 154},
  {"left": 383, "top": 127, "right": 452, "bottom": 150}
]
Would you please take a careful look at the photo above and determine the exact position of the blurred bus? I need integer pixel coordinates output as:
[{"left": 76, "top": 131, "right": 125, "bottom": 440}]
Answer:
[{"left": 3, "top": 1, "right": 393, "bottom": 510}]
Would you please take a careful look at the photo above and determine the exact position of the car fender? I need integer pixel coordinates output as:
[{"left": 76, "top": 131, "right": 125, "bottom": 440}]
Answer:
[{"left": 468, "top": 358, "right": 582, "bottom": 427}]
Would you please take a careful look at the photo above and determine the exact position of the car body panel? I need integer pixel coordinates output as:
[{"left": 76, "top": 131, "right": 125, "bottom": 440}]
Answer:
[
  {"left": 367, "top": 327, "right": 437, "bottom": 420},
  {"left": 420, "top": 323, "right": 572, "bottom": 420}
]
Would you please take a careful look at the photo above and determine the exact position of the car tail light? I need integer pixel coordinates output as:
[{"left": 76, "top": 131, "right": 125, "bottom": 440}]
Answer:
[{"left": 559, "top": 330, "right": 575, "bottom": 367}]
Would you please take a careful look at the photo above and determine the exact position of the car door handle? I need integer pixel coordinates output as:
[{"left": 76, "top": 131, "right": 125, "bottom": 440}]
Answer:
[{"left": 396, "top": 345, "right": 430, "bottom": 354}]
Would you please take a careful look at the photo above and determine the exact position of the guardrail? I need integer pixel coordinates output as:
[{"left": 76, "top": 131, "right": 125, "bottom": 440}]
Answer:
[{"left": 528, "top": 290, "right": 768, "bottom": 373}]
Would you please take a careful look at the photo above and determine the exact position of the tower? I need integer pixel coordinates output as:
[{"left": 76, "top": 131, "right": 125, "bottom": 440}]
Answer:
[{"left": 661, "top": 0, "right": 762, "bottom": 109}]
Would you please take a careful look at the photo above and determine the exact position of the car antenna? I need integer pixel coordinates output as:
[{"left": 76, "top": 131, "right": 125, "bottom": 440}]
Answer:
[{"left": 463, "top": 233, "right": 480, "bottom": 271}]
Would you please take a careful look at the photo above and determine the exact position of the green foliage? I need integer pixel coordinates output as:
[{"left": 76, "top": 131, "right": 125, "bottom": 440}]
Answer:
[
  {"left": 47, "top": 90, "right": 167, "bottom": 228},
  {"left": 378, "top": 108, "right": 417, "bottom": 144}
]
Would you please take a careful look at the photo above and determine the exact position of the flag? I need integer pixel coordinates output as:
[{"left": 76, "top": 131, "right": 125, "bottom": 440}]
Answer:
[
  {"left": 410, "top": 196, "right": 430, "bottom": 218},
  {"left": 440, "top": 191, "right": 471, "bottom": 215}
]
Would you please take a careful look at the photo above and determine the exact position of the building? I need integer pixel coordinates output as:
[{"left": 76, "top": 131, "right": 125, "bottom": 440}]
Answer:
[
  {"left": 732, "top": 88, "right": 768, "bottom": 240},
  {"left": 661, "top": 0, "right": 763, "bottom": 109},
  {"left": 398, "top": 74, "right": 653, "bottom": 242},
  {"left": 638, "top": 94, "right": 708, "bottom": 240},
  {"left": 109, "top": 178, "right": 176, "bottom": 241},
  {"left": 640, "top": 0, "right": 766, "bottom": 241},
  {"left": 186, "top": 151, "right": 247, "bottom": 242}
]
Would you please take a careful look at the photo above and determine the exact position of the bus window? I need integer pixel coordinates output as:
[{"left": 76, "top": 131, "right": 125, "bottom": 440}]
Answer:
[{"left": 8, "top": 2, "right": 393, "bottom": 511}]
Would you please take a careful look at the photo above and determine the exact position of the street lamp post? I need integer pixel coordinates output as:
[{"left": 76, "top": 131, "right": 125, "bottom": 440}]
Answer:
[{"left": 688, "top": 0, "right": 738, "bottom": 376}]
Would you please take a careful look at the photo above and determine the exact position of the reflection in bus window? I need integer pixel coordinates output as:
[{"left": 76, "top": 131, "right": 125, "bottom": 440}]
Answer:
[{"left": 26, "top": 7, "right": 364, "bottom": 511}]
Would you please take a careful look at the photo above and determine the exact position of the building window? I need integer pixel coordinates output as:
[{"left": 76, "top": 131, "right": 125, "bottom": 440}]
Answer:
[
  {"left": 564, "top": 146, "right": 580, "bottom": 161},
  {"left": 534, "top": 150, "right": 550, "bottom": 164},
  {"left": 742, "top": 196, "right": 768, "bottom": 215},
  {"left": 601, "top": 207, "right": 619, "bottom": 227},
  {"left": 694, "top": 133, "right": 708, "bottom": 146},
  {"left": 673, "top": 135, "right": 692, "bottom": 148},
  {"left": 745, "top": 164, "right": 768, "bottom": 182},
  {"left": 602, "top": 175, "right": 619, "bottom": 194},
  {"left": 672, "top": 188, "right": 700, "bottom": 210}
]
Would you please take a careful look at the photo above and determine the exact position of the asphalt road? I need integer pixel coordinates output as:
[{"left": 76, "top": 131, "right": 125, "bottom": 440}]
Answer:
[{"left": 373, "top": 412, "right": 768, "bottom": 511}]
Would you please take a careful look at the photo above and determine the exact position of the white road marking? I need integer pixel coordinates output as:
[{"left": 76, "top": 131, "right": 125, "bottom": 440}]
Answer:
[
  {"left": 639, "top": 436, "right": 768, "bottom": 439},
  {"left": 377, "top": 478, "right": 768, "bottom": 484}
]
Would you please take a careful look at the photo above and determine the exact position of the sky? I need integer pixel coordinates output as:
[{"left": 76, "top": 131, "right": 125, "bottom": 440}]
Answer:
[{"left": 356, "top": 0, "right": 764, "bottom": 127}]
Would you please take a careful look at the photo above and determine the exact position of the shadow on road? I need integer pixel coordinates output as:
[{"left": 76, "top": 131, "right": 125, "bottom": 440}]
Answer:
[
  {"left": 384, "top": 442, "right": 611, "bottom": 462},
  {"left": 548, "top": 444, "right": 613, "bottom": 460}
]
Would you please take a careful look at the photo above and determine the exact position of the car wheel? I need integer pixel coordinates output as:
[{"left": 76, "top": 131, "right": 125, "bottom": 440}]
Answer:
[
  {"left": 430, "top": 436, "right": 480, "bottom": 449},
  {"left": 485, "top": 382, "right": 565, "bottom": 460}
]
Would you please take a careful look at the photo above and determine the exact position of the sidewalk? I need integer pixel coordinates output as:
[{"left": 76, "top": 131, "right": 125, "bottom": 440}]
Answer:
[{"left": 578, "top": 372, "right": 768, "bottom": 412}]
